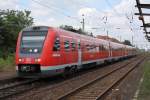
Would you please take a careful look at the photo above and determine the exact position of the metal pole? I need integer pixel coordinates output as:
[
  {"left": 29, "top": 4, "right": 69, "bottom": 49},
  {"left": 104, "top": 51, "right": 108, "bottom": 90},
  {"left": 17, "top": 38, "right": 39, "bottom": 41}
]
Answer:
[
  {"left": 107, "top": 30, "right": 111, "bottom": 57},
  {"left": 132, "top": 36, "right": 133, "bottom": 46},
  {"left": 81, "top": 14, "right": 85, "bottom": 31},
  {"left": 119, "top": 36, "right": 121, "bottom": 42}
]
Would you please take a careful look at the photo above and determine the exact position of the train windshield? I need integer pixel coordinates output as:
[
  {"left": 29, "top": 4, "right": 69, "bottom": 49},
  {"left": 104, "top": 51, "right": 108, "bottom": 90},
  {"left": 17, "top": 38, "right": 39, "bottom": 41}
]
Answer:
[{"left": 20, "top": 31, "right": 48, "bottom": 54}]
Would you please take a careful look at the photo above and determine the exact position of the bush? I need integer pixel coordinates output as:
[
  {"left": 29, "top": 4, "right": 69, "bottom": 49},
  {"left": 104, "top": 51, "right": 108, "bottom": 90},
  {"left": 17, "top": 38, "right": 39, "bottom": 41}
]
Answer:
[{"left": 0, "top": 54, "right": 15, "bottom": 71}]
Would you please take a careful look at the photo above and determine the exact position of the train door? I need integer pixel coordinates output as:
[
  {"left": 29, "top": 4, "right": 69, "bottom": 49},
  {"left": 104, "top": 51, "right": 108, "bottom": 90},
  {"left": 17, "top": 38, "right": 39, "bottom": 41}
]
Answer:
[
  {"left": 78, "top": 39, "right": 82, "bottom": 67},
  {"left": 108, "top": 42, "right": 111, "bottom": 58},
  {"left": 63, "top": 38, "right": 70, "bottom": 64},
  {"left": 110, "top": 46, "right": 112, "bottom": 57}
]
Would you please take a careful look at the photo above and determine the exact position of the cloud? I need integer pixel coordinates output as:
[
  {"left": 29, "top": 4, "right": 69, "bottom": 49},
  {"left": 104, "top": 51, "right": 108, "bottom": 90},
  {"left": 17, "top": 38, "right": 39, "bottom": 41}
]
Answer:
[
  {"left": 0, "top": 0, "right": 149, "bottom": 49},
  {"left": 105, "top": 0, "right": 150, "bottom": 48},
  {"left": 140, "top": 0, "right": 150, "bottom": 3},
  {"left": 76, "top": 0, "right": 150, "bottom": 49},
  {"left": 78, "top": 7, "right": 97, "bottom": 16},
  {"left": 0, "top": 0, "right": 19, "bottom": 10}
]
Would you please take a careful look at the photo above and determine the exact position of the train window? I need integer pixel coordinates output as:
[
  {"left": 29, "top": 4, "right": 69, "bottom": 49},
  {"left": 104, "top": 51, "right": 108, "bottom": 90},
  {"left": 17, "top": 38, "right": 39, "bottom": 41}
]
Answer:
[
  {"left": 102, "top": 45, "right": 106, "bottom": 51},
  {"left": 91, "top": 45, "right": 95, "bottom": 50},
  {"left": 78, "top": 42, "right": 81, "bottom": 49},
  {"left": 71, "top": 41, "right": 76, "bottom": 51},
  {"left": 53, "top": 37, "right": 60, "bottom": 51},
  {"left": 99, "top": 45, "right": 101, "bottom": 51},
  {"left": 87, "top": 45, "right": 95, "bottom": 52},
  {"left": 99, "top": 45, "right": 102, "bottom": 51},
  {"left": 96, "top": 46, "right": 99, "bottom": 52},
  {"left": 86, "top": 44, "right": 90, "bottom": 50},
  {"left": 20, "top": 31, "right": 48, "bottom": 54},
  {"left": 99, "top": 45, "right": 106, "bottom": 51},
  {"left": 64, "top": 40, "right": 70, "bottom": 51}
]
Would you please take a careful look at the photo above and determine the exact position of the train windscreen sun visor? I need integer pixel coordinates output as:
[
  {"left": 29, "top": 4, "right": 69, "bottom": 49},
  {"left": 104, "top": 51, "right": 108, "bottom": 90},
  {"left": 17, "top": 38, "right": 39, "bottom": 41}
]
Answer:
[{"left": 20, "top": 31, "right": 48, "bottom": 54}]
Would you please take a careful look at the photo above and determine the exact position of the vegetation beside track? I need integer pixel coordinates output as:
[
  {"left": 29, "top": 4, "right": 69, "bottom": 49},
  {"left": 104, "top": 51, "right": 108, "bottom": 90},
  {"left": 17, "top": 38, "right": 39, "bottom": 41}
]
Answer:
[
  {"left": 0, "top": 54, "right": 15, "bottom": 71},
  {"left": 138, "top": 59, "right": 150, "bottom": 100},
  {"left": 0, "top": 9, "right": 33, "bottom": 72},
  {"left": 0, "top": 9, "right": 33, "bottom": 59}
]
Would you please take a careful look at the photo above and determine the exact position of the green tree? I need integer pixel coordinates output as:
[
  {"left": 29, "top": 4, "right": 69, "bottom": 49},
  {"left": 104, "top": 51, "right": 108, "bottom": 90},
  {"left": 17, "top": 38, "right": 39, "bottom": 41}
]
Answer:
[
  {"left": 123, "top": 40, "right": 132, "bottom": 46},
  {"left": 0, "top": 10, "right": 33, "bottom": 58},
  {"left": 59, "top": 25, "right": 87, "bottom": 35}
]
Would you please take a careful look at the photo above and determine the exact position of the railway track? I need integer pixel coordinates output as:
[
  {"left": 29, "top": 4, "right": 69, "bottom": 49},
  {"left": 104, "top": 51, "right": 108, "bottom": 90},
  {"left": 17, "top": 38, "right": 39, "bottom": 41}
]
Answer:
[
  {"left": 0, "top": 74, "right": 67, "bottom": 100},
  {"left": 57, "top": 56, "right": 145, "bottom": 100},
  {"left": 14, "top": 55, "right": 145, "bottom": 100},
  {"left": 0, "top": 77, "right": 34, "bottom": 90},
  {"left": 0, "top": 78, "right": 39, "bottom": 99},
  {"left": 0, "top": 77, "right": 18, "bottom": 87}
]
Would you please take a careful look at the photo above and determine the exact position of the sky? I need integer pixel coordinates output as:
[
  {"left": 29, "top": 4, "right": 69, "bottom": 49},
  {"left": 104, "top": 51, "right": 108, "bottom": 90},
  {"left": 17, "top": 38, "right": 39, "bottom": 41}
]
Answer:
[{"left": 0, "top": 0, "right": 150, "bottom": 50}]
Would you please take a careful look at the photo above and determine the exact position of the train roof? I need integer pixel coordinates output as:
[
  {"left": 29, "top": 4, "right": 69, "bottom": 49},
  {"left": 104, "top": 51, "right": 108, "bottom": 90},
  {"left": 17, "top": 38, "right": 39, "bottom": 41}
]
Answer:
[
  {"left": 22, "top": 26, "right": 135, "bottom": 49},
  {"left": 22, "top": 26, "right": 50, "bottom": 31}
]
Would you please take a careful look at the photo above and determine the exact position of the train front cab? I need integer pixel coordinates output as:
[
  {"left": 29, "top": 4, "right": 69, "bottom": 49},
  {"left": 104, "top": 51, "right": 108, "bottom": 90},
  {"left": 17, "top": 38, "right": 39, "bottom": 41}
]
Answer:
[{"left": 15, "top": 26, "right": 55, "bottom": 78}]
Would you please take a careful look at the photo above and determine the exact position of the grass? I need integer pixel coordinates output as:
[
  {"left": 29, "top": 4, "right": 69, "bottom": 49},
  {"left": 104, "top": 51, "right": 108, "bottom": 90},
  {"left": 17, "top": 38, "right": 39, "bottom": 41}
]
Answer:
[
  {"left": 0, "top": 54, "right": 15, "bottom": 71},
  {"left": 138, "top": 59, "right": 150, "bottom": 100}
]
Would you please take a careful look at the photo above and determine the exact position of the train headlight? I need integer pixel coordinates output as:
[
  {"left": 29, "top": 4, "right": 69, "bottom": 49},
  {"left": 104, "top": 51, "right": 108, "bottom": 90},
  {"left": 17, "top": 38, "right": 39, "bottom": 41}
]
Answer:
[
  {"left": 35, "top": 58, "right": 41, "bottom": 62},
  {"left": 34, "top": 49, "right": 38, "bottom": 53},
  {"left": 19, "top": 58, "right": 22, "bottom": 62}
]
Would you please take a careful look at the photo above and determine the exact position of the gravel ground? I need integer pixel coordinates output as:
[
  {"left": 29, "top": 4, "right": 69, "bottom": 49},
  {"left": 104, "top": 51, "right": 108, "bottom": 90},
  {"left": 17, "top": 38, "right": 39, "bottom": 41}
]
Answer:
[
  {"left": 0, "top": 71, "right": 16, "bottom": 81},
  {"left": 104, "top": 57, "right": 147, "bottom": 100}
]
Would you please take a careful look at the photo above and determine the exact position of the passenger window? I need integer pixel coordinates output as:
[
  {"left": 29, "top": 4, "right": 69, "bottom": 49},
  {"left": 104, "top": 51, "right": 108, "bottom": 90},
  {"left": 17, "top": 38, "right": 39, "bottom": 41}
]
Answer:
[
  {"left": 71, "top": 41, "right": 76, "bottom": 51},
  {"left": 86, "top": 44, "right": 89, "bottom": 50},
  {"left": 96, "top": 46, "right": 99, "bottom": 51},
  {"left": 99, "top": 45, "right": 101, "bottom": 51},
  {"left": 64, "top": 40, "right": 70, "bottom": 51},
  {"left": 102, "top": 45, "right": 106, "bottom": 51},
  {"left": 99, "top": 45, "right": 105, "bottom": 51},
  {"left": 53, "top": 37, "right": 60, "bottom": 51},
  {"left": 78, "top": 42, "right": 81, "bottom": 49}
]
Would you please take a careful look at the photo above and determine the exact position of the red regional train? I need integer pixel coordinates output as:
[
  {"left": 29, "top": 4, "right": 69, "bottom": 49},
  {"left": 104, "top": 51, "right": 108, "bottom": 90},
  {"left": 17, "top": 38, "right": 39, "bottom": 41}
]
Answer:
[{"left": 15, "top": 26, "right": 136, "bottom": 78}]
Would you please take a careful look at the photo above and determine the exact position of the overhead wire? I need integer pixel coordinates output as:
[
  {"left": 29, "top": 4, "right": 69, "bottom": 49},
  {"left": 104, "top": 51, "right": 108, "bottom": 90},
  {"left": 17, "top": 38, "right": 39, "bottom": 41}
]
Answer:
[
  {"left": 66, "top": 0, "right": 109, "bottom": 30},
  {"left": 105, "top": 0, "right": 137, "bottom": 32},
  {"left": 105, "top": 0, "right": 143, "bottom": 42},
  {"left": 30, "top": 0, "right": 80, "bottom": 22}
]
